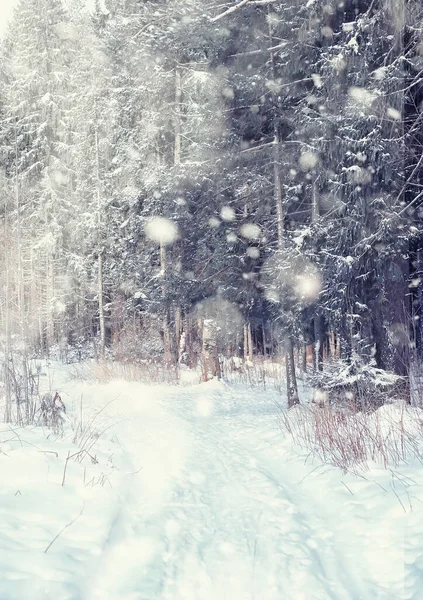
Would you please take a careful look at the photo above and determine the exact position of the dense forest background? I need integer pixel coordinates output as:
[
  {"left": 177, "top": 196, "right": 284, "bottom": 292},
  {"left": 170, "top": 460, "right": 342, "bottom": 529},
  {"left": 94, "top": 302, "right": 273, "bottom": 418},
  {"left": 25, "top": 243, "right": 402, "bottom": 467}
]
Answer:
[{"left": 1, "top": 0, "right": 423, "bottom": 409}]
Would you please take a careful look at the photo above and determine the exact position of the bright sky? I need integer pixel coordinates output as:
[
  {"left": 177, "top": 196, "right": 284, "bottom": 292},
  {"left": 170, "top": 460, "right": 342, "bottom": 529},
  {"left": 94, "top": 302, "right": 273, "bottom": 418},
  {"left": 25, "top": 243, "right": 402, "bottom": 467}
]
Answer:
[
  {"left": 0, "top": 0, "right": 16, "bottom": 36},
  {"left": 0, "top": 1, "right": 96, "bottom": 36}
]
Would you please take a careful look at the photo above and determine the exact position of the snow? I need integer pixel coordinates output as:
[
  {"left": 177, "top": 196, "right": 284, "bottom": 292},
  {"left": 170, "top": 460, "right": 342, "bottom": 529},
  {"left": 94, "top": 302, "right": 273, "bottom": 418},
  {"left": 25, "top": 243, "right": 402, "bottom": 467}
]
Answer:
[
  {"left": 240, "top": 223, "right": 261, "bottom": 240},
  {"left": 208, "top": 216, "right": 220, "bottom": 228},
  {"left": 372, "top": 66, "right": 388, "bottom": 81},
  {"left": 0, "top": 0, "right": 16, "bottom": 37},
  {"left": 311, "top": 73, "right": 323, "bottom": 89},
  {"left": 144, "top": 217, "right": 179, "bottom": 245},
  {"left": 342, "top": 23, "right": 355, "bottom": 33},
  {"left": 0, "top": 365, "right": 422, "bottom": 599},
  {"left": 220, "top": 206, "right": 236, "bottom": 222},
  {"left": 387, "top": 107, "right": 402, "bottom": 121},
  {"left": 247, "top": 246, "right": 260, "bottom": 259},
  {"left": 221, "top": 87, "right": 235, "bottom": 99},
  {"left": 329, "top": 54, "right": 347, "bottom": 72},
  {"left": 348, "top": 86, "right": 377, "bottom": 109},
  {"left": 294, "top": 268, "right": 321, "bottom": 301},
  {"left": 298, "top": 151, "right": 319, "bottom": 171},
  {"left": 346, "top": 36, "right": 360, "bottom": 54}
]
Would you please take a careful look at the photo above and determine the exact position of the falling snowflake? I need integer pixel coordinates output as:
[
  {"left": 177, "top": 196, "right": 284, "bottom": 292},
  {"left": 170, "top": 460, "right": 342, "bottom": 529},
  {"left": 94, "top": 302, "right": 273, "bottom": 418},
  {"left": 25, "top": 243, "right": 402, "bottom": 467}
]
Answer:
[
  {"left": 220, "top": 206, "right": 236, "bottom": 221},
  {"left": 299, "top": 151, "right": 319, "bottom": 172},
  {"left": 144, "top": 217, "right": 178, "bottom": 245},
  {"left": 240, "top": 223, "right": 261, "bottom": 240}
]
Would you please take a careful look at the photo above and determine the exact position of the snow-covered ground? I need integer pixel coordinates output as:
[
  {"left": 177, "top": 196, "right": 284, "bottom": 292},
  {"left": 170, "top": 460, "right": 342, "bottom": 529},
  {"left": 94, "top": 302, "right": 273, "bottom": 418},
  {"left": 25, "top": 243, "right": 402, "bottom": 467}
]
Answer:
[{"left": 0, "top": 365, "right": 422, "bottom": 599}]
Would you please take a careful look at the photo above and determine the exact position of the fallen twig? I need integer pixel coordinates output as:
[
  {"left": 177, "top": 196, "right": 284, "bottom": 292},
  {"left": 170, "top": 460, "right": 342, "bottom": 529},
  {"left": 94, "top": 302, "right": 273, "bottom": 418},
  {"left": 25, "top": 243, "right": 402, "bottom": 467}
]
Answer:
[{"left": 44, "top": 503, "right": 85, "bottom": 553}]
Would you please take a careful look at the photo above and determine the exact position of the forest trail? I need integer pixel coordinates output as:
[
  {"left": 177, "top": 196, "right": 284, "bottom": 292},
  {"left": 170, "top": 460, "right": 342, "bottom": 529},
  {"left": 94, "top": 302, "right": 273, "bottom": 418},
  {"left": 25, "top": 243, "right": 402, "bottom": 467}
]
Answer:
[{"left": 82, "top": 380, "right": 386, "bottom": 600}]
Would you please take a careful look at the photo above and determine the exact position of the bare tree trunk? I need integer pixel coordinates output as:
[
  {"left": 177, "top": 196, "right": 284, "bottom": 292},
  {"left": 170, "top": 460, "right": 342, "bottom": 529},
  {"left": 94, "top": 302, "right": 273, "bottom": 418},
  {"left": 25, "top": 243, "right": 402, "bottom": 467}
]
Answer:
[
  {"left": 285, "top": 349, "right": 292, "bottom": 399},
  {"left": 98, "top": 253, "right": 106, "bottom": 360},
  {"left": 312, "top": 176, "right": 320, "bottom": 221},
  {"left": 15, "top": 130, "right": 30, "bottom": 418},
  {"left": 329, "top": 331, "right": 336, "bottom": 358},
  {"left": 95, "top": 127, "right": 106, "bottom": 361},
  {"left": 4, "top": 319, "right": 11, "bottom": 423},
  {"left": 175, "top": 305, "right": 182, "bottom": 362},
  {"left": 46, "top": 252, "right": 55, "bottom": 352},
  {"left": 268, "top": 13, "right": 299, "bottom": 406},
  {"left": 247, "top": 322, "right": 253, "bottom": 362},
  {"left": 201, "top": 319, "right": 221, "bottom": 381},
  {"left": 3, "top": 193, "right": 12, "bottom": 423},
  {"left": 171, "top": 67, "right": 183, "bottom": 367},
  {"left": 311, "top": 178, "right": 325, "bottom": 374},
  {"left": 262, "top": 319, "right": 267, "bottom": 357},
  {"left": 286, "top": 337, "right": 299, "bottom": 407},
  {"left": 174, "top": 67, "right": 182, "bottom": 166},
  {"left": 200, "top": 319, "right": 208, "bottom": 382},
  {"left": 314, "top": 315, "right": 325, "bottom": 372},
  {"left": 275, "top": 137, "right": 299, "bottom": 406},
  {"left": 29, "top": 247, "right": 38, "bottom": 351},
  {"left": 160, "top": 242, "right": 173, "bottom": 366}
]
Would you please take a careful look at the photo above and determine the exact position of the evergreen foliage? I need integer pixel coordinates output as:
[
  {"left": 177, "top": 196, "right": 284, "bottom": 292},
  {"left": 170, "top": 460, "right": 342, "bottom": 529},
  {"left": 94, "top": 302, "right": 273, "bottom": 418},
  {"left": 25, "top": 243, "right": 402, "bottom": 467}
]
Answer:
[{"left": 1, "top": 0, "right": 422, "bottom": 402}]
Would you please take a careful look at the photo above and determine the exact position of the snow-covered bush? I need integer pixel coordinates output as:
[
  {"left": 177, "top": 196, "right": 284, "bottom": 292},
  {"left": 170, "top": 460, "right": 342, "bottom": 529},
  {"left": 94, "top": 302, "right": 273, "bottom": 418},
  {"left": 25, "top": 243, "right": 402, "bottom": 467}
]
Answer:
[
  {"left": 39, "top": 392, "right": 67, "bottom": 434},
  {"left": 307, "top": 354, "right": 403, "bottom": 410},
  {"left": 0, "top": 355, "right": 67, "bottom": 433},
  {"left": 112, "top": 316, "right": 164, "bottom": 362},
  {"left": 220, "top": 356, "right": 285, "bottom": 391}
]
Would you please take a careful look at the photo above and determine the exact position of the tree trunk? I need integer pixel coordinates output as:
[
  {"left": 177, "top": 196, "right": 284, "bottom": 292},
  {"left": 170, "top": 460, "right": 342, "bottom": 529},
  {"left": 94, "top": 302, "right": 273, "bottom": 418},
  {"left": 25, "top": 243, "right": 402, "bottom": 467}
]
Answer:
[
  {"left": 286, "top": 337, "right": 299, "bottom": 407},
  {"left": 15, "top": 130, "right": 30, "bottom": 418},
  {"left": 46, "top": 252, "right": 55, "bottom": 352},
  {"left": 160, "top": 242, "right": 172, "bottom": 366},
  {"left": 95, "top": 125, "right": 106, "bottom": 361},
  {"left": 268, "top": 11, "right": 299, "bottom": 404},
  {"left": 314, "top": 314, "right": 325, "bottom": 372},
  {"left": 243, "top": 323, "right": 248, "bottom": 361},
  {"left": 262, "top": 319, "right": 267, "bottom": 356},
  {"left": 200, "top": 319, "right": 221, "bottom": 381},
  {"left": 247, "top": 322, "right": 253, "bottom": 362},
  {"left": 3, "top": 195, "right": 11, "bottom": 423},
  {"left": 98, "top": 252, "right": 106, "bottom": 360},
  {"left": 175, "top": 305, "right": 183, "bottom": 363},
  {"left": 174, "top": 67, "right": 182, "bottom": 166}
]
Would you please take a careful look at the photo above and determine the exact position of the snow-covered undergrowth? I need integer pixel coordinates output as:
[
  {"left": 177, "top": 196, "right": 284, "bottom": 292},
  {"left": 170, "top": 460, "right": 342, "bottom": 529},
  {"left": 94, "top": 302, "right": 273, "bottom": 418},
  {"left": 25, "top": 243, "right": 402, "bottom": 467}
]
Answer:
[
  {"left": 0, "top": 363, "right": 422, "bottom": 599},
  {"left": 69, "top": 359, "right": 181, "bottom": 385},
  {"left": 280, "top": 401, "right": 423, "bottom": 474},
  {"left": 220, "top": 356, "right": 287, "bottom": 390}
]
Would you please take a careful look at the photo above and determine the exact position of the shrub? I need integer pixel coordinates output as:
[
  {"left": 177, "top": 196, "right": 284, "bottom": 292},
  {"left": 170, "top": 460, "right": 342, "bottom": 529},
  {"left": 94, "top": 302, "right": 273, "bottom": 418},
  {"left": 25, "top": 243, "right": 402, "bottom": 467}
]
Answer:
[
  {"left": 70, "top": 360, "right": 179, "bottom": 385},
  {"left": 280, "top": 401, "right": 423, "bottom": 473},
  {"left": 306, "top": 354, "right": 403, "bottom": 410},
  {"left": 39, "top": 392, "right": 67, "bottom": 434}
]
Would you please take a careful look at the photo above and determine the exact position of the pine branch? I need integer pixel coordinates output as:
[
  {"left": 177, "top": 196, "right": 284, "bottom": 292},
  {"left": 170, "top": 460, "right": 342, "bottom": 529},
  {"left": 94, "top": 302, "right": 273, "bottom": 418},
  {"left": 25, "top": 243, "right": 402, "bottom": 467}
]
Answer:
[{"left": 211, "top": 0, "right": 252, "bottom": 23}]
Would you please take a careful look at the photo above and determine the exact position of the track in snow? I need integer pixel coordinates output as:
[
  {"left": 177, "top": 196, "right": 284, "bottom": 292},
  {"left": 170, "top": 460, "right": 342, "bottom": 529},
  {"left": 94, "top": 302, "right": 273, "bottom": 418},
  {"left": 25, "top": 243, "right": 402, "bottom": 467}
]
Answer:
[{"left": 83, "top": 381, "right": 405, "bottom": 600}]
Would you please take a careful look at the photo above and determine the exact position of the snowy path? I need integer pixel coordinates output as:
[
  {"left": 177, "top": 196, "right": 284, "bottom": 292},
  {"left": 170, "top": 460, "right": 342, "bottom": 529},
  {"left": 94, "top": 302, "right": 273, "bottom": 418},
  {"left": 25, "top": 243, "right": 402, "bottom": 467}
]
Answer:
[
  {"left": 1, "top": 376, "right": 421, "bottom": 600},
  {"left": 80, "top": 381, "right": 412, "bottom": 600}
]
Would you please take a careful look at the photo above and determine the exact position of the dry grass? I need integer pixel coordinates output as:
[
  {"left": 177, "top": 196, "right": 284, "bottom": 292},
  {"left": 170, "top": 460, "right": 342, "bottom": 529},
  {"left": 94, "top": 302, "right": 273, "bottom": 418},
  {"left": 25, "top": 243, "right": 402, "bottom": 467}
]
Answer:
[
  {"left": 69, "top": 360, "right": 179, "bottom": 385},
  {"left": 70, "top": 355, "right": 289, "bottom": 390},
  {"left": 220, "top": 356, "right": 286, "bottom": 391},
  {"left": 280, "top": 402, "right": 423, "bottom": 473},
  {"left": 68, "top": 394, "right": 119, "bottom": 463}
]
